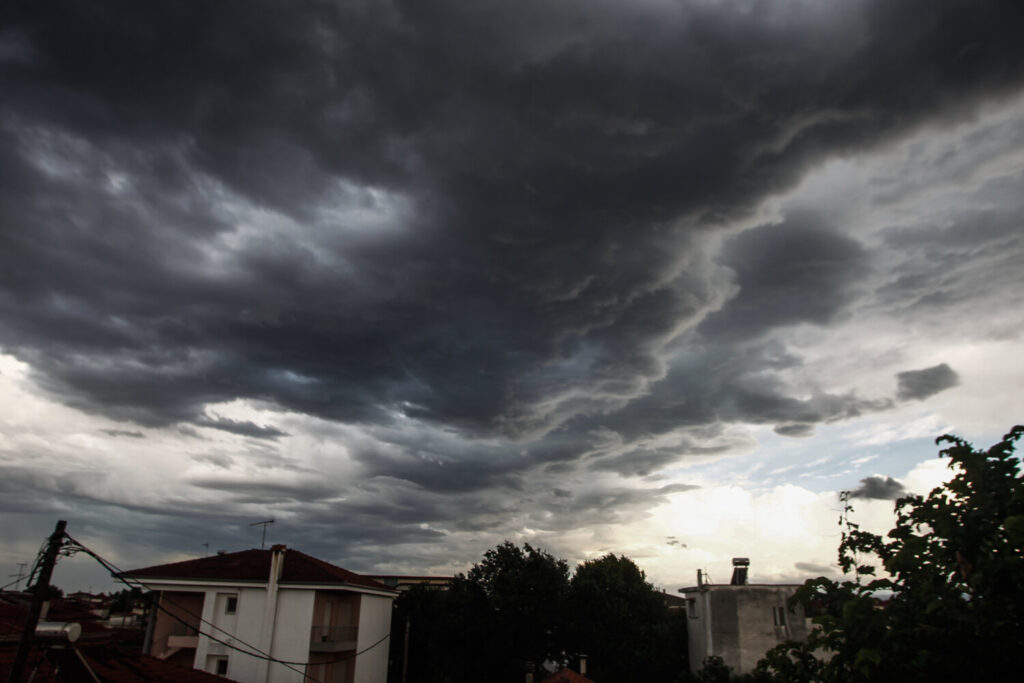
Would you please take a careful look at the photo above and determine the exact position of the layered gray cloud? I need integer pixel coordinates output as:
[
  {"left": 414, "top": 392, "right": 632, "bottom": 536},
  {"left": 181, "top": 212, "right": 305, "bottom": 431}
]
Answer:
[
  {"left": 896, "top": 364, "right": 961, "bottom": 401},
  {"left": 2, "top": 0, "right": 1024, "bottom": 578},
  {"left": 850, "top": 476, "right": 907, "bottom": 500},
  {"left": 193, "top": 417, "right": 289, "bottom": 440}
]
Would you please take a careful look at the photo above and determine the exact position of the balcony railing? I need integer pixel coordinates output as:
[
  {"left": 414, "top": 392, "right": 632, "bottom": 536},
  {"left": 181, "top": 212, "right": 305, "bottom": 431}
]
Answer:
[
  {"left": 166, "top": 621, "right": 200, "bottom": 650},
  {"left": 309, "top": 625, "right": 358, "bottom": 652}
]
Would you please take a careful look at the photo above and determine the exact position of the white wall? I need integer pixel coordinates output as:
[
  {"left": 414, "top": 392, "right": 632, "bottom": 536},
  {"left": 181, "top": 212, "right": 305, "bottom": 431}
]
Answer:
[
  {"left": 191, "top": 586, "right": 272, "bottom": 682},
  {"left": 266, "top": 589, "right": 317, "bottom": 683},
  {"left": 157, "top": 582, "right": 386, "bottom": 683},
  {"left": 199, "top": 586, "right": 315, "bottom": 683},
  {"left": 684, "top": 591, "right": 711, "bottom": 672},
  {"left": 352, "top": 594, "right": 394, "bottom": 683},
  {"left": 192, "top": 588, "right": 219, "bottom": 670},
  {"left": 225, "top": 587, "right": 269, "bottom": 683}
]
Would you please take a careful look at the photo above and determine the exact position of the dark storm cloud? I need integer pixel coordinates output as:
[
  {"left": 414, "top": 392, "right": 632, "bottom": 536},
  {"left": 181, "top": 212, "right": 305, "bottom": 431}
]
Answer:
[
  {"left": 699, "top": 216, "right": 870, "bottom": 341},
  {"left": 774, "top": 423, "right": 815, "bottom": 438},
  {"left": 3, "top": 0, "right": 1022, "bottom": 440},
  {"left": 193, "top": 416, "right": 288, "bottom": 440},
  {"left": 849, "top": 475, "right": 906, "bottom": 500},
  {"left": 2, "top": 0, "right": 1024, "bottom": 554},
  {"left": 896, "top": 363, "right": 960, "bottom": 401},
  {"left": 100, "top": 429, "right": 146, "bottom": 439},
  {"left": 525, "top": 481, "right": 701, "bottom": 531},
  {"left": 189, "top": 478, "right": 335, "bottom": 502},
  {"left": 190, "top": 453, "right": 235, "bottom": 469},
  {"left": 575, "top": 340, "right": 894, "bottom": 445}
]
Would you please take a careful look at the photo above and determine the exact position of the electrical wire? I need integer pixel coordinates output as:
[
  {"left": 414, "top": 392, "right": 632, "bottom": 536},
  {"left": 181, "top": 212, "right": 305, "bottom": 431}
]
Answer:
[
  {"left": 61, "top": 536, "right": 312, "bottom": 680},
  {"left": 21, "top": 537, "right": 51, "bottom": 592},
  {"left": 0, "top": 577, "right": 28, "bottom": 591},
  {"left": 63, "top": 535, "right": 391, "bottom": 673},
  {"left": 0, "top": 539, "right": 53, "bottom": 640}
]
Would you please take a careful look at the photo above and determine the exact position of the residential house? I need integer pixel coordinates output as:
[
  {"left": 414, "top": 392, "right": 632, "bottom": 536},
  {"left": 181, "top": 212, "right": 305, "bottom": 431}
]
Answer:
[
  {"left": 679, "top": 558, "right": 810, "bottom": 676},
  {"left": 123, "top": 545, "right": 397, "bottom": 683}
]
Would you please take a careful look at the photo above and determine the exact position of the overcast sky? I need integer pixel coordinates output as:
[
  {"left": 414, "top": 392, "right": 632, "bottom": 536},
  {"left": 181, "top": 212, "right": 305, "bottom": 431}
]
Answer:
[{"left": 3, "top": 0, "right": 1024, "bottom": 593}]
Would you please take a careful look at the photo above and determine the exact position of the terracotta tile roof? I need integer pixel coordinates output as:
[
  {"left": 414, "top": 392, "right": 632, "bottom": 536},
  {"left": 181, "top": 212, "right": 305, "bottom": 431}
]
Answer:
[
  {"left": 0, "top": 641, "right": 231, "bottom": 682},
  {"left": 541, "top": 667, "right": 596, "bottom": 683},
  {"left": 123, "top": 548, "right": 393, "bottom": 591},
  {"left": 0, "top": 597, "right": 111, "bottom": 640}
]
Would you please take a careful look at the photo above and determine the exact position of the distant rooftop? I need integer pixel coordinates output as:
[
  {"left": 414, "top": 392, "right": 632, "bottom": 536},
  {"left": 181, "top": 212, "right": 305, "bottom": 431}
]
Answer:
[{"left": 678, "top": 583, "right": 806, "bottom": 593}]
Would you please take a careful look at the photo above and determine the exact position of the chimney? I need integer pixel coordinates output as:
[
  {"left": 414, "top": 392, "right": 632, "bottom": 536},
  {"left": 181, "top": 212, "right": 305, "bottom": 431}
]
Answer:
[
  {"left": 697, "top": 568, "right": 703, "bottom": 588},
  {"left": 730, "top": 557, "right": 750, "bottom": 586},
  {"left": 257, "top": 544, "right": 287, "bottom": 681},
  {"left": 579, "top": 654, "right": 588, "bottom": 676},
  {"left": 269, "top": 544, "right": 287, "bottom": 584}
]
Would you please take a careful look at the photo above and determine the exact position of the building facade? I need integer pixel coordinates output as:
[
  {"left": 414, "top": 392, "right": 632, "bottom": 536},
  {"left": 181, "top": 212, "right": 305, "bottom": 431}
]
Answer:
[
  {"left": 680, "top": 559, "right": 810, "bottom": 675},
  {"left": 125, "top": 545, "right": 396, "bottom": 683}
]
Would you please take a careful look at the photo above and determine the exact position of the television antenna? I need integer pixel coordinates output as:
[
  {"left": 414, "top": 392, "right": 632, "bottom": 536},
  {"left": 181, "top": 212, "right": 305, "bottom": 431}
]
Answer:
[
  {"left": 8, "top": 563, "right": 28, "bottom": 590},
  {"left": 250, "top": 519, "right": 275, "bottom": 549}
]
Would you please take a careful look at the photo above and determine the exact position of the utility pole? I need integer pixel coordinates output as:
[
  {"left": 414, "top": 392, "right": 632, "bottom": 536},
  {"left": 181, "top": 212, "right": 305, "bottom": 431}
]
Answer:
[
  {"left": 401, "top": 616, "right": 410, "bottom": 683},
  {"left": 8, "top": 520, "right": 67, "bottom": 683}
]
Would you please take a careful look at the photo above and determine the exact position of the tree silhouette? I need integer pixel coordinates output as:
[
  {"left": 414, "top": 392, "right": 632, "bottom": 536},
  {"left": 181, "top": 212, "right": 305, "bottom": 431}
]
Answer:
[{"left": 755, "top": 426, "right": 1024, "bottom": 682}]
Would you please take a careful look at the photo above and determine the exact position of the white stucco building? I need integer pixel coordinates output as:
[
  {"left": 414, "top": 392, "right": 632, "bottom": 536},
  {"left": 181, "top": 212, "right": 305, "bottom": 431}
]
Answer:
[
  {"left": 680, "top": 559, "right": 811, "bottom": 675},
  {"left": 125, "top": 545, "right": 397, "bottom": 683}
]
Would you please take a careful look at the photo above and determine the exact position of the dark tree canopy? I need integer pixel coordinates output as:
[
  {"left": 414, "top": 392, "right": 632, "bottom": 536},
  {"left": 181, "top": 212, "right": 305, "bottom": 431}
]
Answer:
[
  {"left": 389, "top": 542, "right": 687, "bottom": 682},
  {"left": 754, "top": 426, "right": 1024, "bottom": 683},
  {"left": 466, "top": 541, "right": 571, "bottom": 676},
  {"left": 569, "top": 554, "right": 687, "bottom": 682}
]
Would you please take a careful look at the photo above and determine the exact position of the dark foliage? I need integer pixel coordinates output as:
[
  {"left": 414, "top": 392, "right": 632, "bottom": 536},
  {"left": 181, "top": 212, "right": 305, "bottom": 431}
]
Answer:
[
  {"left": 568, "top": 554, "right": 688, "bottom": 682},
  {"left": 753, "top": 426, "right": 1024, "bottom": 682},
  {"left": 109, "top": 587, "right": 145, "bottom": 612},
  {"left": 388, "top": 542, "right": 687, "bottom": 682}
]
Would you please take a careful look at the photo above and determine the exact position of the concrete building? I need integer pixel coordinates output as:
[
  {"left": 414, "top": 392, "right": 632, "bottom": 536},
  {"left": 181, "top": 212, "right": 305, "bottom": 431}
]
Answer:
[
  {"left": 679, "top": 558, "right": 810, "bottom": 676},
  {"left": 124, "top": 545, "right": 397, "bottom": 683}
]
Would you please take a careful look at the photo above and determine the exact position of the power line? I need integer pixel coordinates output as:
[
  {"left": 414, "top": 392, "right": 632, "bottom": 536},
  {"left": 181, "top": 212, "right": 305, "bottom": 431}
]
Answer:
[
  {"left": 63, "top": 535, "right": 390, "bottom": 671},
  {"left": 0, "top": 577, "right": 27, "bottom": 591},
  {"left": 62, "top": 536, "right": 311, "bottom": 680}
]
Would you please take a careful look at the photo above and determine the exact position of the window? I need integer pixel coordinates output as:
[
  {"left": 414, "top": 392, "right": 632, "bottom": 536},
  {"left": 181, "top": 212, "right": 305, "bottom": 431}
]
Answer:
[
  {"left": 225, "top": 596, "right": 238, "bottom": 615},
  {"left": 686, "top": 598, "right": 699, "bottom": 619},
  {"left": 207, "top": 656, "right": 229, "bottom": 676},
  {"left": 773, "top": 605, "right": 787, "bottom": 626}
]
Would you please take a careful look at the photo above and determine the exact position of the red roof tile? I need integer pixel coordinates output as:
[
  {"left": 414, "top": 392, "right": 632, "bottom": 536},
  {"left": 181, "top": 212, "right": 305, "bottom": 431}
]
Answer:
[
  {"left": 0, "top": 598, "right": 111, "bottom": 640},
  {"left": 123, "top": 548, "right": 393, "bottom": 591},
  {"left": 0, "top": 641, "right": 231, "bottom": 682},
  {"left": 541, "top": 667, "right": 596, "bottom": 683}
]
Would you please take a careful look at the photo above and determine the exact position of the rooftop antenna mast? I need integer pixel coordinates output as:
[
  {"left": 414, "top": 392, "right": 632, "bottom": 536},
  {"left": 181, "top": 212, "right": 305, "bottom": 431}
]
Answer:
[
  {"left": 8, "top": 563, "right": 28, "bottom": 591},
  {"left": 250, "top": 519, "right": 275, "bottom": 549}
]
